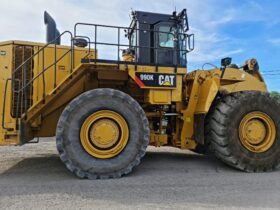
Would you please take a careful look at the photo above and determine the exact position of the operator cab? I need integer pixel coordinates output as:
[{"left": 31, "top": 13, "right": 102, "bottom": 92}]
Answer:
[{"left": 124, "top": 9, "right": 194, "bottom": 67}]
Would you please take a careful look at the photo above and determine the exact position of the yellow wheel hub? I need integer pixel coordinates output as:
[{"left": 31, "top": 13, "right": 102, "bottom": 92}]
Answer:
[
  {"left": 239, "top": 111, "right": 276, "bottom": 153},
  {"left": 80, "top": 110, "right": 129, "bottom": 159},
  {"left": 90, "top": 119, "right": 120, "bottom": 149}
]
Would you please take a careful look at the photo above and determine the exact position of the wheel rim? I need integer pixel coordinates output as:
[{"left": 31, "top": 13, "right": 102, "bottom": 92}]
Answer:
[
  {"left": 80, "top": 110, "right": 129, "bottom": 159},
  {"left": 239, "top": 111, "right": 276, "bottom": 153}
]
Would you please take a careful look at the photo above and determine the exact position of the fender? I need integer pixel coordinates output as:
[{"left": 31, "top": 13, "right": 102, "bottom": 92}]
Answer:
[
  {"left": 181, "top": 68, "right": 267, "bottom": 146},
  {"left": 219, "top": 68, "right": 267, "bottom": 94}
]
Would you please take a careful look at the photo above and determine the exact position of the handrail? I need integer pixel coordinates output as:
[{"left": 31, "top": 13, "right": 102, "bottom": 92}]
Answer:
[
  {"left": 16, "top": 48, "right": 72, "bottom": 93},
  {"left": 11, "top": 31, "right": 73, "bottom": 94},
  {"left": 84, "top": 41, "right": 188, "bottom": 51},
  {"left": 74, "top": 22, "right": 187, "bottom": 37},
  {"left": 2, "top": 31, "right": 75, "bottom": 125},
  {"left": 2, "top": 30, "right": 92, "bottom": 130},
  {"left": 74, "top": 22, "right": 189, "bottom": 67},
  {"left": 12, "top": 31, "right": 73, "bottom": 77},
  {"left": 2, "top": 79, "right": 21, "bottom": 130},
  {"left": 2, "top": 79, "right": 12, "bottom": 129},
  {"left": 19, "top": 31, "right": 73, "bottom": 120}
]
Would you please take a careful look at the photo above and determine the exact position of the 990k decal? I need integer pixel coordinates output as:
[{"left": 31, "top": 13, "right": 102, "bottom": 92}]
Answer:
[{"left": 135, "top": 73, "right": 176, "bottom": 88}]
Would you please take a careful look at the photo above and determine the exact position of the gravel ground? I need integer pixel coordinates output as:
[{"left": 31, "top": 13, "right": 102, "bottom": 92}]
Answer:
[{"left": 0, "top": 138, "right": 279, "bottom": 210}]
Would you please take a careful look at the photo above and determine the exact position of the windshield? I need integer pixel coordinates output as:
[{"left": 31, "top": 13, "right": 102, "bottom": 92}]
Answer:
[{"left": 158, "top": 26, "right": 176, "bottom": 48}]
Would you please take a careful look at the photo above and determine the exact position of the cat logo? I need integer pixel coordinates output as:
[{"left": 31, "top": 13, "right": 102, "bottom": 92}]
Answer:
[
  {"left": 135, "top": 72, "right": 176, "bottom": 88},
  {"left": 159, "top": 75, "right": 175, "bottom": 86}
]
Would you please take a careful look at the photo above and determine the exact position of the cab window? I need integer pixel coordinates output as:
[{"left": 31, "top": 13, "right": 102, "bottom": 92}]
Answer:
[
  {"left": 158, "top": 26, "right": 175, "bottom": 48},
  {"left": 130, "top": 28, "right": 137, "bottom": 47},
  {"left": 178, "top": 25, "right": 187, "bottom": 66}
]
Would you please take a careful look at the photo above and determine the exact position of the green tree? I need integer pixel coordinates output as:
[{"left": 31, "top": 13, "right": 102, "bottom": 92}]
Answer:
[{"left": 271, "top": 91, "right": 280, "bottom": 103}]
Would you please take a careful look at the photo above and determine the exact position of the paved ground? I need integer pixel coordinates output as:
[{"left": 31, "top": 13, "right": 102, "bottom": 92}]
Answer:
[{"left": 0, "top": 138, "right": 279, "bottom": 210}]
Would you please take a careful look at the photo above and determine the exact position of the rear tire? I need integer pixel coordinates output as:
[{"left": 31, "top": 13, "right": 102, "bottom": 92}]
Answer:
[
  {"left": 56, "top": 88, "right": 149, "bottom": 179},
  {"left": 206, "top": 91, "right": 280, "bottom": 172}
]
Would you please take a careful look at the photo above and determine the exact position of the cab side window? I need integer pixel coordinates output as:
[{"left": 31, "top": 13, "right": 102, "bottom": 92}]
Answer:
[{"left": 130, "top": 29, "right": 137, "bottom": 47}]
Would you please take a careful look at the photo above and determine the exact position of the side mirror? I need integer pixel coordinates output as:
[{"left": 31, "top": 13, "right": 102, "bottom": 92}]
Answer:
[
  {"left": 221, "top": 57, "right": 232, "bottom": 67},
  {"left": 187, "top": 34, "right": 194, "bottom": 52}
]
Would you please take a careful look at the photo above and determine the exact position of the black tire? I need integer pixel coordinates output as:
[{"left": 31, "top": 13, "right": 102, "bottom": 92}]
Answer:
[
  {"left": 206, "top": 91, "right": 280, "bottom": 172},
  {"left": 56, "top": 88, "right": 150, "bottom": 179}
]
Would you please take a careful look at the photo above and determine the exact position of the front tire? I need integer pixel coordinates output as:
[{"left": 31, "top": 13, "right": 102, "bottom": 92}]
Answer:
[
  {"left": 206, "top": 91, "right": 280, "bottom": 172},
  {"left": 56, "top": 88, "right": 149, "bottom": 179}
]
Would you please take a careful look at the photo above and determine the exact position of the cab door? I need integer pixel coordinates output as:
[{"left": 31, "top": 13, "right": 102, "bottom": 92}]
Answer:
[{"left": 154, "top": 23, "right": 177, "bottom": 66}]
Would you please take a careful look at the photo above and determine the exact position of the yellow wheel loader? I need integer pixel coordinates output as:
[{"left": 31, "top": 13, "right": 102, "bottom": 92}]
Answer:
[{"left": 0, "top": 10, "right": 279, "bottom": 179}]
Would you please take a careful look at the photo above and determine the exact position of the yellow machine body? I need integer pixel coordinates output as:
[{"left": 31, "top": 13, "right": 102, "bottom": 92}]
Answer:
[
  {"left": 0, "top": 40, "right": 267, "bottom": 150},
  {"left": 0, "top": 41, "right": 95, "bottom": 145}
]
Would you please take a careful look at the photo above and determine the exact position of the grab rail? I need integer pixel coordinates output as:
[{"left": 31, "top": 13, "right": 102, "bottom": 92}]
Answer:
[{"left": 2, "top": 31, "right": 75, "bottom": 128}]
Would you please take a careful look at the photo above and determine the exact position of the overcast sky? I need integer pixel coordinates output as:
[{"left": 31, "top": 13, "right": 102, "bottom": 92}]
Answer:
[{"left": 0, "top": 0, "right": 279, "bottom": 91}]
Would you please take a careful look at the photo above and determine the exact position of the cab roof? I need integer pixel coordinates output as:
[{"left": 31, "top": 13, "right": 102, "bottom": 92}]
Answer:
[{"left": 132, "top": 11, "right": 173, "bottom": 25}]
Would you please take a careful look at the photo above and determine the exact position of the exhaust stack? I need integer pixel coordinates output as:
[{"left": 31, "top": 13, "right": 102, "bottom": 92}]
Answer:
[{"left": 44, "top": 11, "right": 61, "bottom": 44}]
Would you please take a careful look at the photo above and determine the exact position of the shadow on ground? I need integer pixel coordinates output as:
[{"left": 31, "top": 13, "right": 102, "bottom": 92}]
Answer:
[
  {"left": 1, "top": 151, "right": 228, "bottom": 179},
  {"left": 0, "top": 150, "right": 279, "bottom": 209}
]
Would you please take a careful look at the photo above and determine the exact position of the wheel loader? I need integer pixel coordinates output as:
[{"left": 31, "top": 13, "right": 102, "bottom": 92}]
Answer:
[{"left": 0, "top": 9, "right": 279, "bottom": 179}]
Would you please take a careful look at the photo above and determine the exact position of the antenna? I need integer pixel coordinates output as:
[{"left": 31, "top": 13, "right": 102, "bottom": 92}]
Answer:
[
  {"left": 172, "top": 0, "right": 176, "bottom": 12},
  {"left": 129, "top": 8, "right": 133, "bottom": 20}
]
